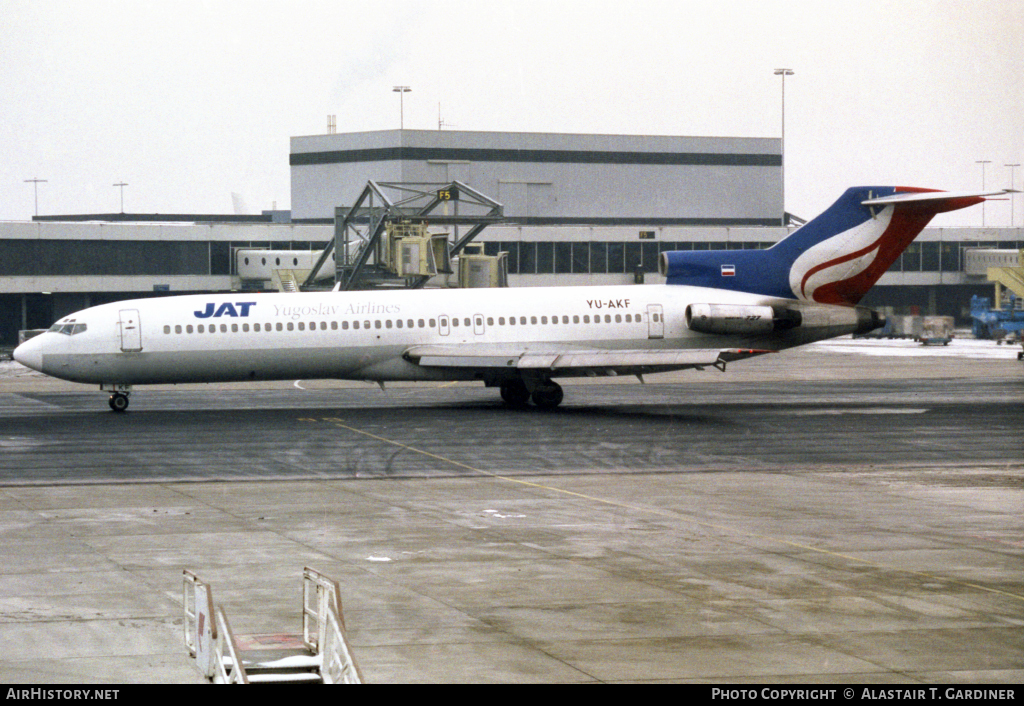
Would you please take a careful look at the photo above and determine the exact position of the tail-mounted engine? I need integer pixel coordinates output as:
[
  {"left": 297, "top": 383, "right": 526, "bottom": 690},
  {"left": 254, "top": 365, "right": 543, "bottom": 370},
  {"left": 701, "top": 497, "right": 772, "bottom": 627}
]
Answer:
[{"left": 685, "top": 303, "right": 884, "bottom": 337}]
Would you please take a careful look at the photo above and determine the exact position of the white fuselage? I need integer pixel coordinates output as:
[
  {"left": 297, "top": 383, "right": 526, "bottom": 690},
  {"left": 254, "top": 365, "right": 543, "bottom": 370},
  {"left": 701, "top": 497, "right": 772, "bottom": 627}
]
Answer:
[{"left": 14, "top": 283, "right": 856, "bottom": 388}]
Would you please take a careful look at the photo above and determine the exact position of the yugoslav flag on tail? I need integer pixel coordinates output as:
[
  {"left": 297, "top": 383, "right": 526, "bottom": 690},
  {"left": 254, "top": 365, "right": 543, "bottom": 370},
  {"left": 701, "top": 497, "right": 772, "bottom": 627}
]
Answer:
[{"left": 660, "top": 186, "right": 1011, "bottom": 305}]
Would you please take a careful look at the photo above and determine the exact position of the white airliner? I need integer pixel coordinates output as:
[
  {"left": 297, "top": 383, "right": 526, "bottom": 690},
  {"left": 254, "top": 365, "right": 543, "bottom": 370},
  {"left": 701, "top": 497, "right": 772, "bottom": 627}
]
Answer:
[{"left": 13, "top": 186, "right": 1003, "bottom": 411}]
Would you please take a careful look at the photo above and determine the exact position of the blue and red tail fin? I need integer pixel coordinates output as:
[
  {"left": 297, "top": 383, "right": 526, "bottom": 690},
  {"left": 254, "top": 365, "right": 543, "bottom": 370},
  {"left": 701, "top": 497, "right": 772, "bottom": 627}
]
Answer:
[{"left": 660, "top": 186, "right": 1001, "bottom": 305}]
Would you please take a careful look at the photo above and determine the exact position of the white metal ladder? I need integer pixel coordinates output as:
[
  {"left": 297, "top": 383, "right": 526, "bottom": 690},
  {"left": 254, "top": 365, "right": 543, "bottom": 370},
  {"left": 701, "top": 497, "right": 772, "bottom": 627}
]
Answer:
[{"left": 183, "top": 567, "right": 363, "bottom": 684}]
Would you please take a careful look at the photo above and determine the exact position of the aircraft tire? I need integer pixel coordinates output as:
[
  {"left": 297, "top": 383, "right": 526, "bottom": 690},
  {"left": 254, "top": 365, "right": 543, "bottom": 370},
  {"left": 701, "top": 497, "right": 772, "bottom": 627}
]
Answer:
[
  {"left": 500, "top": 379, "right": 530, "bottom": 406},
  {"left": 531, "top": 381, "right": 564, "bottom": 410},
  {"left": 109, "top": 393, "right": 129, "bottom": 413}
]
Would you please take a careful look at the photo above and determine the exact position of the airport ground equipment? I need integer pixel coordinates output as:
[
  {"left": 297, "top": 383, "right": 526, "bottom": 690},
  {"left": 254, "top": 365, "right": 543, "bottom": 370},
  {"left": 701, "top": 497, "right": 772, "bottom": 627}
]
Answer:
[
  {"left": 183, "top": 567, "right": 363, "bottom": 684},
  {"left": 971, "top": 294, "right": 1024, "bottom": 344},
  {"left": 304, "top": 180, "right": 504, "bottom": 291},
  {"left": 919, "top": 316, "right": 954, "bottom": 345}
]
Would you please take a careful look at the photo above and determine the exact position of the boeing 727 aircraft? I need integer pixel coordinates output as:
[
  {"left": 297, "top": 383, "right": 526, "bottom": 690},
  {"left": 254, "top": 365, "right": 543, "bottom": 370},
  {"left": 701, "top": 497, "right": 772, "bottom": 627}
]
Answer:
[{"left": 13, "top": 186, "right": 1004, "bottom": 411}]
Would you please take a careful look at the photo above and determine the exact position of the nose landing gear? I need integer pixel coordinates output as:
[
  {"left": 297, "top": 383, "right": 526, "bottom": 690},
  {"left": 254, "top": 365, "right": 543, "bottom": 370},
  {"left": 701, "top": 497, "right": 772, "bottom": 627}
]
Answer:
[
  {"left": 101, "top": 384, "right": 133, "bottom": 412},
  {"left": 108, "top": 392, "right": 130, "bottom": 412}
]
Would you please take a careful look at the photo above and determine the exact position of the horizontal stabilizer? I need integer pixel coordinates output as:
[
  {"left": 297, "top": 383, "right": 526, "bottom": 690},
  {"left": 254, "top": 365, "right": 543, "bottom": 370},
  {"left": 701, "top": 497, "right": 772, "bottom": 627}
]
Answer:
[{"left": 861, "top": 189, "right": 1017, "bottom": 206}]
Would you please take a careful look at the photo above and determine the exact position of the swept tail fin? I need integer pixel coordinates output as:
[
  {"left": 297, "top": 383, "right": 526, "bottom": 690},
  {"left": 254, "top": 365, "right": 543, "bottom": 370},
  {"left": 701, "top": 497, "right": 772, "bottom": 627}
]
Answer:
[{"left": 661, "top": 186, "right": 1009, "bottom": 305}]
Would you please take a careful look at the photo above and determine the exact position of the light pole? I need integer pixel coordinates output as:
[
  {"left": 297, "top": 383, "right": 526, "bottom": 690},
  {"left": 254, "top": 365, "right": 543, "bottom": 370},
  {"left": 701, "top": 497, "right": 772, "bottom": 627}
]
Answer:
[
  {"left": 1005, "top": 163, "right": 1020, "bottom": 227},
  {"left": 24, "top": 177, "right": 47, "bottom": 218},
  {"left": 976, "top": 160, "right": 991, "bottom": 226},
  {"left": 774, "top": 69, "right": 794, "bottom": 227},
  {"left": 392, "top": 86, "right": 411, "bottom": 129},
  {"left": 113, "top": 182, "right": 128, "bottom": 213}
]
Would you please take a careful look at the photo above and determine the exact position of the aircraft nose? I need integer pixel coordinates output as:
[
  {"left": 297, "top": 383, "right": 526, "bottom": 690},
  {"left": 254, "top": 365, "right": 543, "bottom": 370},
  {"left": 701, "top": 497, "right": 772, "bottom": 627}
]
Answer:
[{"left": 13, "top": 335, "right": 45, "bottom": 373}]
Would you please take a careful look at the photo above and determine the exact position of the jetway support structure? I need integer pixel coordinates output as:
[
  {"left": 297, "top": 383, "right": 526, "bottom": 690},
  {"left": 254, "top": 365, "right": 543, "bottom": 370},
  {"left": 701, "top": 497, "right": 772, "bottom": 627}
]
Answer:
[{"left": 303, "top": 181, "right": 504, "bottom": 291}]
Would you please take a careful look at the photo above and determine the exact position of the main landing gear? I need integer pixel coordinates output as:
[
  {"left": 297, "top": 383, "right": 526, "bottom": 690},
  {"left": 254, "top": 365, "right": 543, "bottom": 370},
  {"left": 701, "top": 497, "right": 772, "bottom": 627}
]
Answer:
[{"left": 499, "top": 377, "right": 564, "bottom": 409}]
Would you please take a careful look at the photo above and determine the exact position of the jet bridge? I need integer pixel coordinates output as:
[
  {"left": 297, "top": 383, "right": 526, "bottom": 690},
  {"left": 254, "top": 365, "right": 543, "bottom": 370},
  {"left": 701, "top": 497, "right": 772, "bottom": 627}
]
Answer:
[{"left": 303, "top": 180, "right": 505, "bottom": 291}]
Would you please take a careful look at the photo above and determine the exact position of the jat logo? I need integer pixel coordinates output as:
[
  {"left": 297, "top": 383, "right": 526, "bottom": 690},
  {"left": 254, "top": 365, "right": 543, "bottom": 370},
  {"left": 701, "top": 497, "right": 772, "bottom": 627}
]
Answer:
[{"left": 194, "top": 302, "right": 256, "bottom": 318}]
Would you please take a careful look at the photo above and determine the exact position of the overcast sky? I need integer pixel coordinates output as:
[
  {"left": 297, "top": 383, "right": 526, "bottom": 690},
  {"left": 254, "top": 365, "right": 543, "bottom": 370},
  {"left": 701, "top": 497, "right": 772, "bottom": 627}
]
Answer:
[{"left": 2, "top": 0, "right": 1021, "bottom": 226}]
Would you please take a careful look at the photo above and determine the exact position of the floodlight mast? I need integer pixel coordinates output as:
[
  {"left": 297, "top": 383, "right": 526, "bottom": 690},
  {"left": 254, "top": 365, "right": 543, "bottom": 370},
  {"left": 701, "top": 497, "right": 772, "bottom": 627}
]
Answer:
[
  {"left": 976, "top": 160, "right": 991, "bottom": 226},
  {"left": 393, "top": 86, "right": 411, "bottom": 129},
  {"left": 24, "top": 177, "right": 47, "bottom": 218},
  {"left": 1004, "top": 163, "right": 1019, "bottom": 227},
  {"left": 774, "top": 68, "right": 794, "bottom": 227},
  {"left": 113, "top": 182, "right": 128, "bottom": 213}
]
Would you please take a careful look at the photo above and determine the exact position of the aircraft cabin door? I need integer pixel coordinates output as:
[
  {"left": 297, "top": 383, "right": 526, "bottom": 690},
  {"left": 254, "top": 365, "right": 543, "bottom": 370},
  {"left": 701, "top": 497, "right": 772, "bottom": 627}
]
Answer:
[
  {"left": 438, "top": 315, "right": 450, "bottom": 336},
  {"left": 118, "top": 309, "right": 143, "bottom": 352},
  {"left": 473, "top": 314, "right": 485, "bottom": 335},
  {"left": 647, "top": 304, "right": 664, "bottom": 340}
]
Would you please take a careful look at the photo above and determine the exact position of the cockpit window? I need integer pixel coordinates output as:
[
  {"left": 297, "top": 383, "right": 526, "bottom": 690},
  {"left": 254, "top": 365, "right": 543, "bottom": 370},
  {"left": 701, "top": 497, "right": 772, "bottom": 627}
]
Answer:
[{"left": 48, "top": 320, "right": 87, "bottom": 336}]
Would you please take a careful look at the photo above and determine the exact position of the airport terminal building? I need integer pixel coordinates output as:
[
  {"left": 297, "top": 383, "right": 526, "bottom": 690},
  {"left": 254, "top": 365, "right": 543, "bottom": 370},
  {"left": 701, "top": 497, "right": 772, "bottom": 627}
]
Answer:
[{"left": 2, "top": 129, "right": 1020, "bottom": 345}]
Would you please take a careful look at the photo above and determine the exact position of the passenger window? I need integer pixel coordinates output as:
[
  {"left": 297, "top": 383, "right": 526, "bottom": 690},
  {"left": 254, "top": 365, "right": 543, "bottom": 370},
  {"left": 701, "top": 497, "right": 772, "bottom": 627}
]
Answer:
[
  {"left": 330, "top": 321, "right": 337, "bottom": 330},
  {"left": 163, "top": 325, "right": 170, "bottom": 334},
  {"left": 254, "top": 323, "right": 261, "bottom": 332},
  {"left": 375, "top": 320, "right": 382, "bottom": 329},
  {"left": 276, "top": 323, "right": 283, "bottom": 331},
  {"left": 298, "top": 322, "right": 305, "bottom": 331},
  {"left": 429, "top": 319, "right": 436, "bottom": 327},
  {"left": 452, "top": 318, "right": 459, "bottom": 327},
  {"left": 407, "top": 319, "right": 414, "bottom": 328},
  {"left": 352, "top": 321, "right": 359, "bottom": 330},
  {"left": 464, "top": 318, "right": 471, "bottom": 327},
  {"left": 386, "top": 320, "right": 393, "bottom": 329},
  {"left": 541, "top": 316, "right": 548, "bottom": 324},
  {"left": 625, "top": 314, "right": 632, "bottom": 323},
  {"left": 418, "top": 319, "right": 425, "bottom": 328},
  {"left": 287, "top": 323, "right": 294, "bottom": 331},
  {"left": 363, "top": 321, "right": 370, "bottom": 329},
  {"left": 487, "top": 317, "right": 494, "bottom": 326},
  {"left": 498, "top": 317, "right": 505, "bottom": 325},
  {"left": 175, "top": 325, "right": 182, "bottom": 334},
  {"left": 187, "top": 325, "right": 194, "bottom": 334},
  {"left": 241, "top": 324, "right": 248, "bottom": 332},
  {"left": 615, "top": 314, "right": 621, "bottom": 323},
  {"left": 198, "top": 324, "right": 205, "bottom": 333},
  {"left": 221, "top": 324, "right": 228, "bottom": 333},
  {"left": 342, "top": 321, "right": 349, "bottom": 330},
  {"left": 395, "top": 320, "right": 402, "bottom": 328},
  {"left": 583, "top": 315, "right": 590, "bottom": 323},
  {"left": 562, "top": 316, "right": 569, "bottom": 324},
  {"left": 573, "top": 315, "right": 579, "bottom": 324},
  {"left": 232, "top": 324, "right": 239, "bottom": 333}
]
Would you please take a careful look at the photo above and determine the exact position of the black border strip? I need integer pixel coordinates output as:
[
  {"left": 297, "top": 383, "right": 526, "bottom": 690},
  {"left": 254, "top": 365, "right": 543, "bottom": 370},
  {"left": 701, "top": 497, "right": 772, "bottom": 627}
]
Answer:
[{"left": 290, "top": 146, "right": 780, "bottom": 167}]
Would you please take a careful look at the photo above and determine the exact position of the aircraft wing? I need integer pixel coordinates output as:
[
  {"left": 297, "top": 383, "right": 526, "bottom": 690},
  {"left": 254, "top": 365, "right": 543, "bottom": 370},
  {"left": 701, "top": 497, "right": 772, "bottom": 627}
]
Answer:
[{"left": 404, "top": 345, "right": 772, "bottom": 374}]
